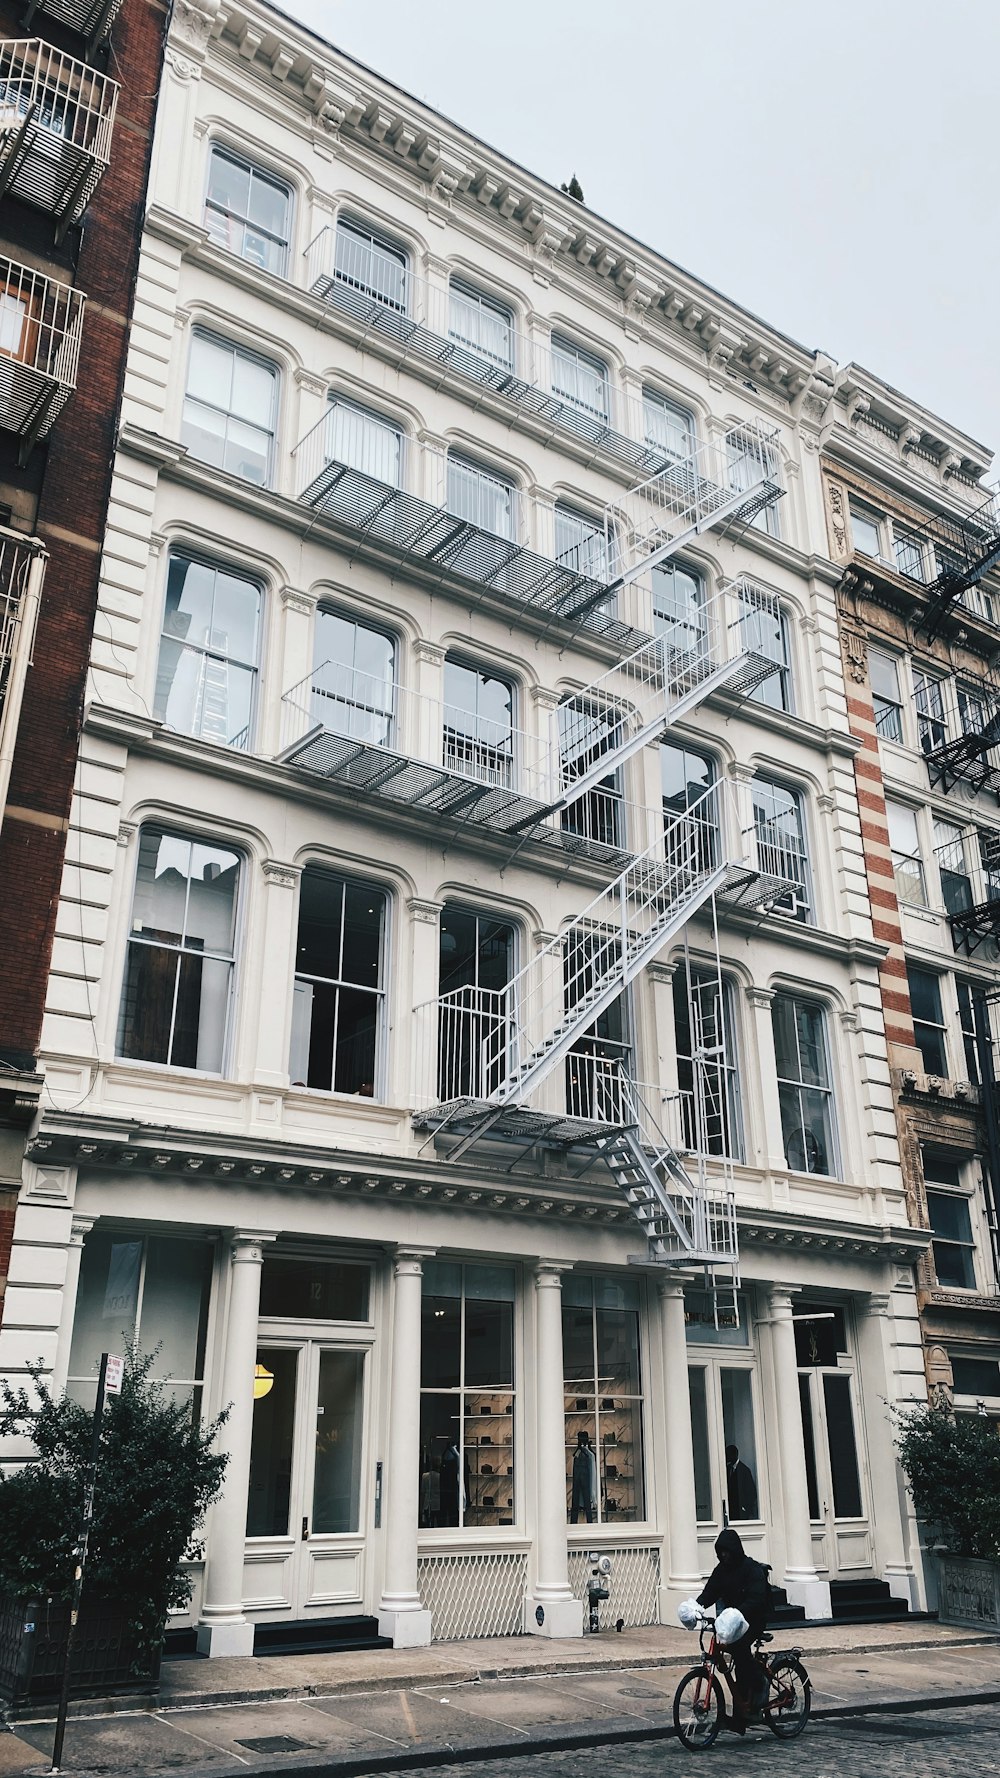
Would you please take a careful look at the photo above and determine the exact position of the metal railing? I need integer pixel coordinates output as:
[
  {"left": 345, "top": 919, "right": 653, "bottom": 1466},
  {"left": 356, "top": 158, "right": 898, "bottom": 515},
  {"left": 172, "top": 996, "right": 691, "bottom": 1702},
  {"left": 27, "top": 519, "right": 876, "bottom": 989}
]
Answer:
[
  {"left": 0, "top": 526, "right": 46, "bottom": 830},
  {"left": 0, "top": 40, "right": 118, "bottom": 237},
  {"left": 0, "top": 255, "right": 85, "bottom": 457}
]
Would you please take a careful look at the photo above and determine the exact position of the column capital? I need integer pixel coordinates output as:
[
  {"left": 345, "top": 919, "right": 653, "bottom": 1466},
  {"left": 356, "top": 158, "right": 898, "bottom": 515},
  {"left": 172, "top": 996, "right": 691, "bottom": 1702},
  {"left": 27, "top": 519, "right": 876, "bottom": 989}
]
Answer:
[
  {"left": 408, "top": 896, "right": 443, "bottom": 926},
  {"left": 69, "top": 1215, "right": 95, "bottom": 1246},
  {"left": 745, "top": 984, "right": 775, "bottom": 1011},
  {"left": 227, "top": 1230, "right": 278, "bottom": 1266},
  {"left": 413, "top": 638, "right": 447, "bottom": 666},
  {"left": 728, "top": 760, "right": 757, "bottom": 785},
  {"left": 392, "top": 1245, "right": 436, "bottom": 1277},
  {"left": 531, "top": 684, "right": 562, "bottom": 713},
  {"left": 262, "top": 860, "right": 301, "bottom": 890},
  {"left": 280, "top": 583, "right": 316, "bottom": 616},
  {"left": 534, "top": 1259, "right": 572, "bottom": 1288},
  {"left": 866, "top": 1291, "right": 892, "bottom": 1318},
  {"left": 766, "top": 1284, "right": 801, "bottom": 1320},
  {"left": 647, "top": 960, "right": 679, "bottom": 985},
  {"left": 657, "top": 1271, "right": 697, "bottom": 1301}
]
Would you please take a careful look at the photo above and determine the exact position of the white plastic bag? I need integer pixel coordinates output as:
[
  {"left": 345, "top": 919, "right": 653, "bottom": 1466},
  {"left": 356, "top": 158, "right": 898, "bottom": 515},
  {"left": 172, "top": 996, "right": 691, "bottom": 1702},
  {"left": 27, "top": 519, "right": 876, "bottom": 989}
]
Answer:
[
  {"left": 715, "top": 1606, "right": 749, "bottom": 1646},
  {"left": 676, "top": 1598, "right": 703, "bottom": 1630}
]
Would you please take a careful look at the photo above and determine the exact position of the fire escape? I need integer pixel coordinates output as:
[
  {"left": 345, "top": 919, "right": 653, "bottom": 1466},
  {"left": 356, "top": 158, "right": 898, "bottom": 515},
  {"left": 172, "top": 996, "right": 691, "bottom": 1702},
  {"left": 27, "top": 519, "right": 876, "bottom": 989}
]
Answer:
[{"left": 283, "top": 297, "right": 788, "bottom": 1303}]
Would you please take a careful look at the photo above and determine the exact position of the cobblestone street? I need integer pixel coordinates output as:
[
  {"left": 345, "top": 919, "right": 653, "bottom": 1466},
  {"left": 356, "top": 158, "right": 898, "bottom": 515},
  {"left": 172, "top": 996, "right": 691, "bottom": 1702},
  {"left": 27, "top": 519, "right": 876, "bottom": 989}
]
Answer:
[{"left": 350, "top": 1705, "right": 1000, "bottom": 1778}]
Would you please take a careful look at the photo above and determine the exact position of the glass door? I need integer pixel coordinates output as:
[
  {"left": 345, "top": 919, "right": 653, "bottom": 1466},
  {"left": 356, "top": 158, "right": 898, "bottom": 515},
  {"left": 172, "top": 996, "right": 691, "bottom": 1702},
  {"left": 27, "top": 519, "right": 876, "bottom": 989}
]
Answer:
[
  {"left": 794, "top": 1304, "right": 872, "bottom": 1579},
  {"left": 246, "top": 1339, "right": 372, "bottom": 1618}
]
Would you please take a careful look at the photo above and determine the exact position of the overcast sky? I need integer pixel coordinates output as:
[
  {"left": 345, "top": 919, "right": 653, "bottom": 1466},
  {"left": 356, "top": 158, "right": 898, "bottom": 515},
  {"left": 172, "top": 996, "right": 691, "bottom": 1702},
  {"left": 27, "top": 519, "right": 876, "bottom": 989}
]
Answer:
[{"left": 287, "top": 0, "right": 1000, "bottom": 460}]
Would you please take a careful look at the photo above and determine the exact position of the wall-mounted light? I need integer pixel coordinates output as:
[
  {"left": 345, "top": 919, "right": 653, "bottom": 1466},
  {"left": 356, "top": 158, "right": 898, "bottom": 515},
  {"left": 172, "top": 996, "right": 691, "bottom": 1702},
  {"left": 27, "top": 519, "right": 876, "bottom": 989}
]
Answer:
[{"left": 253, "top": 1363, "right": 274, "bottom": 1400}]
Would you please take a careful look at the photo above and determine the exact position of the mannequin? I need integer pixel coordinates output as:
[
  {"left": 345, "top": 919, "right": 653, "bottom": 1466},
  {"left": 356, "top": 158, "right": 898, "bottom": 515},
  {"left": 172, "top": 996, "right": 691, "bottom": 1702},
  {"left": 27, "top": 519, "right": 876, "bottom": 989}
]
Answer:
[{"left": 570, "top": 1428, "right": 598, "bottom": 1523}]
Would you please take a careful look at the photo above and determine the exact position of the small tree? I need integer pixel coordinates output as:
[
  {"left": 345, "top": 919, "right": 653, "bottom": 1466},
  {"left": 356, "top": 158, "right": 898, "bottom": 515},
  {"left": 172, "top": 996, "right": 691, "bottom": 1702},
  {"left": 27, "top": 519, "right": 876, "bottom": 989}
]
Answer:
[
  {"left": 0, "top": 1347, "right": 228, "bottom": 1660},
  {"left": 894, "top": 1401, "right": 1000, "bottom": 1560}
]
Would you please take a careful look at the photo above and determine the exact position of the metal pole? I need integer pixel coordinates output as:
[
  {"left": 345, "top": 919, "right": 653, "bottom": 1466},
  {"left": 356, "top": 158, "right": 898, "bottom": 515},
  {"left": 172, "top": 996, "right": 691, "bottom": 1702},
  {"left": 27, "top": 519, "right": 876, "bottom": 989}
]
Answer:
[
  {"left": 49, "top": 1351, "right": 108, "bottom": 1774},
  {"left": 973, "top": 993, "right": 1000, "bottom": 1291}
]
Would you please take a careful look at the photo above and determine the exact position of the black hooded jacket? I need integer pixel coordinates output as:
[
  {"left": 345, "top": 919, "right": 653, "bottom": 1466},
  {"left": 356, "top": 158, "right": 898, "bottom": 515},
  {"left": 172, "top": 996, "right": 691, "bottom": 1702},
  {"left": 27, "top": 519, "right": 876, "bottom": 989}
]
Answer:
[{"left": 696, "top": 1528, "right": 771, "bottom": 1625}]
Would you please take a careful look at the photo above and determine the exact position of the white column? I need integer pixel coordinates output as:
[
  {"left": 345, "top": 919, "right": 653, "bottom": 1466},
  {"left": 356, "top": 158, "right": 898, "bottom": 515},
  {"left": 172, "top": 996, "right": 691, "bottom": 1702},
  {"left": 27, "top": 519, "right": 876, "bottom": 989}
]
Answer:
[
  {"left": 857, "top": 1293, "right": 921, "bottom": 1607},
  {"left": 744, "top": 985, "right": 787, "bottom": 1173},
  {"left": 249, "top": 861, "right": 301, "bottom": 1089},
  {"left": 657, "top": 1276, "right": 703, "bottom": 1617},
  {"left": 378, "top": 1246, "right": 434, "bottom": 1646},
  {"left": 407, "top": 899, "right": 444, "bottom": 1113},
  {"left": 525, "top": 1261, "right": 582, "bottom": 1638},
  {"left": 51, "top": 1215, "right": 94, "bottom": 1396},
  {"left": 198, "top": 1231, "right": 276, "bottom": 1657},
  {"left": 766, "top": 1286, "right": 830, "bottom": 1619}
]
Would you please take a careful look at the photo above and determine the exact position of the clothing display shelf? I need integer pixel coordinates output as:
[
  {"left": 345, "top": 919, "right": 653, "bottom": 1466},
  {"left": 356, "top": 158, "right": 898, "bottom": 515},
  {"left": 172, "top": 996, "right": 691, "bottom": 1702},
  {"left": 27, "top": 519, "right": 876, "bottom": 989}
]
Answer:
[
  {"left": 464, "top": 1392, "right": 514, "bottom": 1527},
  {"left": 564, "top": 1396, "right": 640, "bottom": 1523}
]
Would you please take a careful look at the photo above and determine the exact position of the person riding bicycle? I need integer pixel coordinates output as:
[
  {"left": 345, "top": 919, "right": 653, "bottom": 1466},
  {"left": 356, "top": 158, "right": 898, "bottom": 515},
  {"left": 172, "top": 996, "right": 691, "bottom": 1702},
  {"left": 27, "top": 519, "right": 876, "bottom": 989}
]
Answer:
[{"left": 697, "top": 1527, "right": 771, "bottom": 1725}]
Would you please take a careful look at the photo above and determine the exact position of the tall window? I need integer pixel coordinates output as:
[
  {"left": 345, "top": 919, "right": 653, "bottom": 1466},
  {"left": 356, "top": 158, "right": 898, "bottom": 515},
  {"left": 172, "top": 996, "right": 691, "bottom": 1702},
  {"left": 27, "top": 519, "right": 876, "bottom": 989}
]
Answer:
[
  {"left": 333, "top": 217, "right": 407, "bottom": 311},
  {"left": 420, "top": 1261, "right": 515, "bottom": 1529},
  {"left": 154, "top": 555, "right": 260, "bottom": 752},
  {"left": 850, "top": 504, "right": 884, "bottom": 560},
  {"left": 672, "top": 969, "right": 743, "bottom": 1160},
  {"left": 554, "top": 505, "right": 609, "bottom": 581},
  {"left": 204, "top": 147, "right": 291, "bottom": 276},
  {"left": 924, "top": 1153, "right": 976, "bottom": 1289},
  {"left": 117, "top": 828, "right": 240, "bottom": 1072},
  {"left": 728, "top": 432, "right": 780, "bottom": 536},
  {"left": 565, "top": 932, "right": 632, "bottom": 1122},
  {"left": 739, "top": 585, "right": 792, "bottom": 711},
  {"left": 311, "top": 609, "right": 394, "bottom": 745},
  {"left": 550, "top": 334, "right": 610, "bottom": 421},
  {"left": 68, "top": 1229, "right": 213, "bottom": 1411},
  {"left": 886, "top": 801, "right": 927, "bottom": 907},
  {"left": 934, "top": 818, "right": 973, "bottom": 916},
  {"left": 182, "top": 333, "right": 277, "bottom": 486},
  {"left": 907, "top": 965, "right": 948, "bottom": 1076},
  {"left": 914, "top": 668, "right": 947, "bottom": 753},
  {"left": 443, "top": 658, "right": 514, "bottom": 787},
  {"left": 559, "top": 700, "right": 625, "bottom": 850},
  {"left": 894, "top": 530, "right": 925, "bottom": 581},
  {"left": 326, "top": 398, "right": 401, "bottom": 485},
  {"left": 563, "top": 1276, "right": 644, "bottom": 1525},
  {"left": 752, "top": 777, "right": 810, "bottom": 920},
  {"left": 437, "top": 904, "right": 515, "bottom": 1101},
  {"left": 869, "top": 649, "right": 904, "bottom": 742},
  {"left": 956, "top": 980, "right": 980, "bottom": 1084},
  {"left": 447, "top": 455, "right": 515, "bottom": 540},
  {"left": 661, "top": 740, "right": 718, "bottom": 870},
  {"left": 771, "top": 993, "right": 836, "bottom": 1175},
  {"left": 289, "top": 869, "right": 387, "bottom": 1096},
  {"left": 642, "top": 389, "right": 694, "bottom": 461},
  {"left": 653, "top": 562, "right": 706, "bottom": 658},
  {"left": 448, "top": 280, "right": 514, "bottom": 370},
  {"left": 687, "top": 1352, "right": 760, "bottom": 1525}
]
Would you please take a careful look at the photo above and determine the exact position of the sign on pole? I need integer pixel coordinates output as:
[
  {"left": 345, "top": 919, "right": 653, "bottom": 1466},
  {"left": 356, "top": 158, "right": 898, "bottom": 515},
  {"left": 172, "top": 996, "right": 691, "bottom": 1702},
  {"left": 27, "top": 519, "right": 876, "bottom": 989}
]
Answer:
[{"left": 104, "top": 1354, "right": 124, "bottom": 1396}]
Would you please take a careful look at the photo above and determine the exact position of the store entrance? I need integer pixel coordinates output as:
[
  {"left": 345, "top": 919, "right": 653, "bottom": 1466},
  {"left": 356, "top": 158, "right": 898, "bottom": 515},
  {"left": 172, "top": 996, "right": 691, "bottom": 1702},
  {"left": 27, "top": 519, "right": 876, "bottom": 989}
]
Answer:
[{"left": 794, "top": 1302, "right": 873, "bottom": 1579}]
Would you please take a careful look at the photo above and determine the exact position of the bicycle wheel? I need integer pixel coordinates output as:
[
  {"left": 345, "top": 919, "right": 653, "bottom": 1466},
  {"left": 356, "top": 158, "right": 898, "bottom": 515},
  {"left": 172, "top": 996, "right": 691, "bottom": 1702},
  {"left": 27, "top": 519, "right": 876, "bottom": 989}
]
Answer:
[
  {"left": 764, "top": 1656, "right": 811, "bottom": 1738},
  {"left": 673, "top": 1666, "right": 725, "bottom": 1751}
]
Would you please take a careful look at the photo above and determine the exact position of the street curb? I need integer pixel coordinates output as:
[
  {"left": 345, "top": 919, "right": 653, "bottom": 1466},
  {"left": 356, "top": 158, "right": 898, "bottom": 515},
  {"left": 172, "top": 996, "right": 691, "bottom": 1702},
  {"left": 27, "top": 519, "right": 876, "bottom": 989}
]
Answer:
[{"left": 32, "top": 1683, "right": 995, "bottom": 1778}]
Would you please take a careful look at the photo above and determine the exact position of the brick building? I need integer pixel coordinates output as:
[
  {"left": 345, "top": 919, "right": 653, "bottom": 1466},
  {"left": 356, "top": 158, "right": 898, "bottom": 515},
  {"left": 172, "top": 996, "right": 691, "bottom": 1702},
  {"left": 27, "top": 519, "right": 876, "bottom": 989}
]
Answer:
[
  {"left": 821, "top": 382, "right": 1000, "bottom": 1419},
  {"left": 0, "top": 0, "right": 166, "bottom": 1305}
]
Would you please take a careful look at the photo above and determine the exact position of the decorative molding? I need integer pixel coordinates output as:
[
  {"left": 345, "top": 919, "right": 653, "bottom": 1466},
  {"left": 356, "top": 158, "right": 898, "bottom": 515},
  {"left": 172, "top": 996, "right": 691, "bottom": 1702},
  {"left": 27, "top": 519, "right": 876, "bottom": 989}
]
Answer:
[
  {"left": 262, "top": 860, "right": 301, "bottom": 889},
  {"left": 413, "top": 639, "right": 447, "bottom": 666},
  {"left": 408, "top": 897, "right": 443, "bottom": 925},
  {"left": 280, "top": 583, "right": 315, "bottom": 616},
  {"left": 117, "top": 821, "right": 137, "bottom": 848},
  {"left": 294, "top": 368, "right": 328, "bottom": 398},
  {"left": 745, "top": 985, "right": 775, "bottom": 1010}
]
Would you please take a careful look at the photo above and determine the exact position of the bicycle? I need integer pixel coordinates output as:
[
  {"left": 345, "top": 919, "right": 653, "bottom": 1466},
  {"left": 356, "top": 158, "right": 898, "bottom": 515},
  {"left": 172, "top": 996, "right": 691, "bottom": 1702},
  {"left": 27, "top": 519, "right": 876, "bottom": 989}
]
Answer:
[{"left": 673, "top": 1611, "right": 811, "bottom": 1751}]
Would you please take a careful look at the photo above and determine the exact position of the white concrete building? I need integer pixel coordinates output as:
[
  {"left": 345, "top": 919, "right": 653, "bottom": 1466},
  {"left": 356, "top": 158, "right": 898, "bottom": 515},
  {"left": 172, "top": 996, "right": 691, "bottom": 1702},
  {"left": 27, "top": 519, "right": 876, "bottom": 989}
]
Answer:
[{"left": 0, "top": 0, "right": 933, "bottom": 1654}]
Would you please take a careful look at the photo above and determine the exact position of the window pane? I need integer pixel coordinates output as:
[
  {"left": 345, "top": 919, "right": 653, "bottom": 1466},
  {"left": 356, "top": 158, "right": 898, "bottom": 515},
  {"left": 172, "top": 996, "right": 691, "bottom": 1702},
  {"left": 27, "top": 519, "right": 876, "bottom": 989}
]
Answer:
[
  {"left": 247, "top": 1347, "right": 298, "bottom": 1535},
  {"left": 643, "top": 391, "right": 693, "bottom": 458},
  {"left": 596, "top": 1306, "right": 641, "bottom": 1397},
  {"left": 653, "top": 563, "right": 704, "bottom": 654},
  {"left": 118, "top": 942, "right": 178, "bottom": 1063},
  {"left": 798, "top": 1373, "right": 821, "bottom": 1519},
  {"left": 419, "top": 1396, "right": 463, "bottom": 1525},
  {"left": 223, "top": 415, "right": 270, "bottom": 485},
  {"left": 172, "top": 951, "right": 231, "bottom": 1071},
  {"left": 926, "top": 1190, "right": 973, "bottom": 1245},
  {"left": 554, "top": 507, "right": 608, "bottom": 580},
  {"left": 247, "top": 170, "right": 289, "bottom": 240},
  {"left": 562, "top": 1303, "right": 595, "bottom": 1386},
  {"left": 908, "top": 966, "right": 943, "bottom": 1026},
  {"left": 851, "top": 507, "right": 882, "bottom": 557},
  {"left": 551, "top": 336, "right": 609, "bottom": 419},
  {"left": 333, "top": 986, "right": 378, "bottom": 1094},
  {"left": 464, "top": 1298, "right": 513, "bottom": 1387},
  {"left": 140, "top": 1237, "right": 212, "bottom": 1385},
  {"left": 721, "top": 1370, "right": 759, "bottom": 1520},
  {"left": 886, "top": 801, "right": 919, "bottom": 854},
  {"left": 567, "top": 1409, "right": 598, "bottom": 1522},
  {"left": 296, "top": 871, "right": 344, "bottom": 981},
  {"left": 208, "top": 150, "right": 250, "bottom": 217},
  {"left": 260, "top": 1257, "right": 370, "bottom": 1320},
  {"left": 312, "top": 612, "right": 394, "bottom": 743},
  {"left": 465, "top": 1395, "right": 514, "bottom": 1527},
  {"left": 447, "top": 458, "right": 514, "bottom": 538},
  {"left": 823, "top": 1373, "right": 863, "bottom": 1517},
  {"left": 327, "top": 402, "right": 401, "bottom": 484},
  {"left": 340, "top": 884, "right": 385, "bottom": 988},
  {"left": 312, "top": 1350, "right": 364, "bottom": 1534},
  {"left": 933, "top": 1240, "right": 976, "bottom": 1289},
  {"left": 869, "top": 649, "right": 900, "bottom": 704},
  {"left": 600, "top": 1394, "right": 643, "bottom": 1521},
  {"left": 188, "top": 333, "right": 232, "bottom": 409},
  {"left": 422, "top": 1295, "right": 462, "bottom": 1388},
  {"left": 688, "top": 1367, "right": 713, "bottom": 1521},
  {"left": 181, "top": 398, "right": 228, "bottom": 469},
  {"left": 185, "top": 843, "right": 240, "bottom": 951}
]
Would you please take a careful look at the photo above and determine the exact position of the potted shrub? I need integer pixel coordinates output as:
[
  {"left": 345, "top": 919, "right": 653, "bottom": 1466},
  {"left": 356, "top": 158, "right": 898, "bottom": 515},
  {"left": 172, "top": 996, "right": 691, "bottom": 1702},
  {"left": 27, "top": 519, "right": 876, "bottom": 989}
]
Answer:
[
  {"left": 894, "top": 1400, "right": 1000, "bottom": 1628},
  {"left": 0, "top": 1347, "right": 227, "bottom": 1712}
]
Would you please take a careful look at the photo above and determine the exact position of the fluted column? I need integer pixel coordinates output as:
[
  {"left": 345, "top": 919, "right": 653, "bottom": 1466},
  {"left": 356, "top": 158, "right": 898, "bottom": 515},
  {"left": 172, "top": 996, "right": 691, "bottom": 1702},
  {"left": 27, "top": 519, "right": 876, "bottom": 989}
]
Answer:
[
  {"left": 766, "top": 1286, "right": 830, "bottom": 1619},
  {"left": 378, "top": 1247, "right": 435, "bottom": 1646},
  {"left": 198, "top": 1231, "right": 277, "bottom": 1656},
  {"left": 657, "top": 1276, "right": 703, "bottom": 1616},
  {"left": 526, "top": 1261, "right": 582, "bottom": 1637}
]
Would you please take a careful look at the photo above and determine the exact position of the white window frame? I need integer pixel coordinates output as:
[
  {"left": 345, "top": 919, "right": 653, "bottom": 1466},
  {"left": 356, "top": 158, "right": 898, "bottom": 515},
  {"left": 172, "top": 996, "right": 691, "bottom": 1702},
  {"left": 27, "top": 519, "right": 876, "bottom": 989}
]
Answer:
[
  {"left": 446, "top": 454, "right": 517, "bottom": 541},
  {"left": 549, "top": 333, "right": 610, "bottom": 422},
  {"left": 886, "top": 800, "right": 928, "bottom": 908},
  {"left": 203, "top": 144, "right": 292, "bottom": 277},
  {"left": 333, "top": 215, "right": 408, "bottom": 312},
  {"left": 849, "top": 502, "right": 885, "bottom": 562},
  {"left": 447, "top": 279, "right": 515, "bottom": 371},
  {"left": 325, "top": 396, "right": 403, "bottom": 488},
  {"left": 442, "top": 656, "right": 517, "bottom": 788},
  {"left": 289, "top": 866, "right": 390, "bottom": 1101},
  {"left": 907, "top": 964, "right": 949, "bottom": 1077},
  {"left": 154, "top": 552, "right": 262, "bottom": 754},
  {"left": 752, "top": 775, "right": 812, "bottom": 922},
  {"left": 181, "top": 331, "right": 279, "bottom": 488},
  {"left": 642, "top": 388, "right": 695, "bottom": 460},
  {"left": 869, "top": 648, "right": 904, "bottom": 743},
  {"left": 771, "top": 991, "right": 839, "bottom": 1177},
  {"left": 923, "top": 1151, "right": 980, "bottom": 1292},
  {"left": 913, "top": 667, "right": 948, "bottom": 754},
  {"left": 553, "top": 504, "right": 609, "bottom": 582}
]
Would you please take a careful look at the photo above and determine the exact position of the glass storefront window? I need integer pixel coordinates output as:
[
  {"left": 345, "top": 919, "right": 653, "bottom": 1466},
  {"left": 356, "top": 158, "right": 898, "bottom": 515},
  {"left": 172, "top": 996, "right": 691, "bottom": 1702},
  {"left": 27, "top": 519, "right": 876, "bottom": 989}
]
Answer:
[
  {"left": 688, "top": 1366, "right": 714, "bottom": 1522},
  {"left": 419, "top": 1262, "right": 515, "bottom": 1529},
  {"left": 721, "top": 1369, "right": 760, "bottom": 1521},
  {"left": 312, "top": 1350, "right": 365, "bottom": 1533},
  {"left": 563, "top": 1275, "right": 645, "bottom": 1524},
  {"left": 259, "top": 1256, "right": 371, "bottom": 1321},
  {"left": 68, "top": 1228, "right": 213, "bottom": 1410}
]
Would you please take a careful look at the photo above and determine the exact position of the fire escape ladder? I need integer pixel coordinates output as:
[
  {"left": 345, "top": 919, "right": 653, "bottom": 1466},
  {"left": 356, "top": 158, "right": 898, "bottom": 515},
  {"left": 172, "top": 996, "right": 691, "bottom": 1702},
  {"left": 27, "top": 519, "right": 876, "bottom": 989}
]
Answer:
[{"left": 914, "top": 482, "right": 1000, "bottom": 643}]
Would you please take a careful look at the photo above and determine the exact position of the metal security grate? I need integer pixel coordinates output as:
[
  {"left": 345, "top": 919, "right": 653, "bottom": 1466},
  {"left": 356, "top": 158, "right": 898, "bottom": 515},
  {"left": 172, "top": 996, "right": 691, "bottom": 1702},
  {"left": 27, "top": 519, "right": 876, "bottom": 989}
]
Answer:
[
  {"left": 568, "top": 1545, "right": 660, "bottom": 1628},
  {"left": 418, "top": 1548, "right": 528, "bottom": 1641}
]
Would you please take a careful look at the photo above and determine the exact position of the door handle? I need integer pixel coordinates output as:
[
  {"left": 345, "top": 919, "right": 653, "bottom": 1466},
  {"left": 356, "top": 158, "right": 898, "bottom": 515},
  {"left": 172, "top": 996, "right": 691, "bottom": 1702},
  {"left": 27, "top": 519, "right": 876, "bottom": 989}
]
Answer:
[{"left": 301, "top": 1517, "right": 309, "bottom": 1541}]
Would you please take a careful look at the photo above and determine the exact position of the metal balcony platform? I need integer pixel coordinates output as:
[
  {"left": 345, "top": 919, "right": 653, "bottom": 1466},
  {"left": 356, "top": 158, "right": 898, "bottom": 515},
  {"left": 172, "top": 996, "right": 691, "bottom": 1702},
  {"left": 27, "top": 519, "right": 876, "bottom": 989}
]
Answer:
[
  {"left": 925, "top": 731, "right": 1000, "bottom": 799},
  {"left": 414, "top": 1096, "right": 634, "bottom": 1150},
  {"left": 22, "top": 0, "right": 123, "bottom": 50},
  {"left": 717, "top": 862, "right": 800, "bottom": 911},
  {"left": 0, "top": 44, "right": 117, "bottom": 239},
  {"left": 299, "top": 460, "right": 615, "bottom": 625},
  {"left": 281, "top": 726, "right": 558, "bottom": 836},
  {"left": 948, "top": 896, "right": 1000, "bottom": 958},
  {"left": 311, "top": 274, "right": 674, "bottom": 480}
]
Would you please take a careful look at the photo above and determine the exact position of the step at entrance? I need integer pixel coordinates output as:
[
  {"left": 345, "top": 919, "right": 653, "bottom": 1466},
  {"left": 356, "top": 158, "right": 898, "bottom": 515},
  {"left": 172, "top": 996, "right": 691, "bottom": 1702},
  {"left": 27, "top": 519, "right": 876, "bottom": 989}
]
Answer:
[
  {"left": 828, "top": 1579, "right": 913, "bottom": 1624},
  {"left": 253, "top": 1616, "right": 392, "bottom": 1657}
]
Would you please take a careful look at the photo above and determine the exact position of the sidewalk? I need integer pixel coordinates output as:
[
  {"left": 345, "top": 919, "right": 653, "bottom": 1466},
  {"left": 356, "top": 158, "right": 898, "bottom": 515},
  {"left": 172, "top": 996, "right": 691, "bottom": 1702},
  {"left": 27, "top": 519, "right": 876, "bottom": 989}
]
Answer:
[{"left": 2, "top": 1620, "right": 998, "bottom": 1777}]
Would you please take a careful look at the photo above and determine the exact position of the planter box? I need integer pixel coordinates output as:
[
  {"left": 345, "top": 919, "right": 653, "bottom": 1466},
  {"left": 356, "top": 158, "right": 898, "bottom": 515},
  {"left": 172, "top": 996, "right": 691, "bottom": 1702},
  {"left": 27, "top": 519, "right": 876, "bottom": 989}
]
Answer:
[
  {"left": 937, "top": 1554, "right": 1000, "bottom": 1630},
  {"left": 0, "top": 1593, "right": 162, "bottom": 1716}
]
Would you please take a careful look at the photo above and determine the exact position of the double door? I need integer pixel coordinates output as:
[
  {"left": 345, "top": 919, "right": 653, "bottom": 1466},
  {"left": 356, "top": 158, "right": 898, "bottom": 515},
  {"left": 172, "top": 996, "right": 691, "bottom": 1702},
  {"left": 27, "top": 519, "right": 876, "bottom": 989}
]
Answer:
[
  {"left": 795, "top": 1305, "right": 872, "bottom": 1578},
  {"left": 245, "top": 1337, "right": 373, "bottom": 1618}
]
